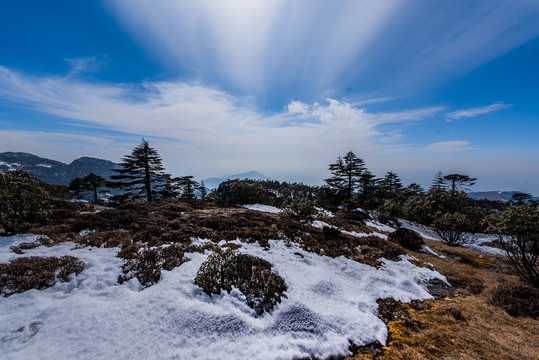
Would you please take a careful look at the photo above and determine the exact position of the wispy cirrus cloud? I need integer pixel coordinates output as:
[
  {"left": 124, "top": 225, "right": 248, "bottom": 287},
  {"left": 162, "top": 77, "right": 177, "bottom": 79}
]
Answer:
[
  {"left": 444, "top": 102, "right": 512, "bottom": 121},
  {"left": 65, "top": 56, "right": 107, "bottom": 77},
  {"left": 103, "top": 0, "right": 539, "bottom": 98}
]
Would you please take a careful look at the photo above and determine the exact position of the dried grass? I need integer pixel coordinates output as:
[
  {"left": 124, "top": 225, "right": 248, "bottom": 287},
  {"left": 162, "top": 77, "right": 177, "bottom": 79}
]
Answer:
[{"left": 349, "top": 238, "right": 539, "bottom": 360}]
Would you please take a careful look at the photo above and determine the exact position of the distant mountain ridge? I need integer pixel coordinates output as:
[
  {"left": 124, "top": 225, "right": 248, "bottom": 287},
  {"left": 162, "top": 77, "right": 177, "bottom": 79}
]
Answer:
[
  {"left": 468, "top": 191, "right": 538, "bottom": 202},
  {"left": 203, "top": 171, "right": 270, "bottom": 189},
  {"left": 0, "top": 152, "right": 119, "bottom": 185}
]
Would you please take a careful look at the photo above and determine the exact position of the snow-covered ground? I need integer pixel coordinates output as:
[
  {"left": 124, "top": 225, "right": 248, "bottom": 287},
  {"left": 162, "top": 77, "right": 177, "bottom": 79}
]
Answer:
[
  {"left": 399, "top": 219, "right": 506, "bottom": 256},
  {"left": 0, "top": 234, "right": 446, "bottom": 360},
  {"left": 242, "top": 204, "right": 282, "bottom": 214}
]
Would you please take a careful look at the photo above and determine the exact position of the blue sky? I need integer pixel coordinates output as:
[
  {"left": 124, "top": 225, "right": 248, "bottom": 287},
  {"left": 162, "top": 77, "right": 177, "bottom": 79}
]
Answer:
[{"left": 1, "top": 0, "right": 539, "bottom": 194}]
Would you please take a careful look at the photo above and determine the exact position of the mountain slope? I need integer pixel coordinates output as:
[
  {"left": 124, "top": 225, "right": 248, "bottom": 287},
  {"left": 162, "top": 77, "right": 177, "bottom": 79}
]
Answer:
[{"left": 0, "top": 152, "right": 119, "bottom": 185}]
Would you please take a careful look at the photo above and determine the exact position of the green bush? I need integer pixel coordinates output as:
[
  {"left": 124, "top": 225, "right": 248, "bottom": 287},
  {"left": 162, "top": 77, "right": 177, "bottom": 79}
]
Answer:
[
  {"left": 431, "top": 211, "right": 472, "bottom": 246},
  {"left": 195, "top": 248, "right": 287, "bottom": 315},
  {"left": 280, "top": 198, "right": 317, "bottom": 221},
  {"left": 487, "top": 205, "right": 539, "bottom": 287},
  {"left": 0, "top": 171, "right": 51, "bottom": 235},
  {"left": 402, "top": 190, "right": 485, "bottom": 246}
]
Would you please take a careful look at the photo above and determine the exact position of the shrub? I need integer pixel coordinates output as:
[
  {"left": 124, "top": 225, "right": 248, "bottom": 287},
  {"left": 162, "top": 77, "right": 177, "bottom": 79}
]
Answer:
[
  {"left": 0, "top": 171, "right": 51, "bottom": 235},
  {"left": 215, "top": 181, "right": 272, "bottom": 206},
  {"left": 388, "top": 228, "right": 424, "bottom": 251},
  {"left": 280, "top": 198, "right": 317, "bottom": 221},
  {"left": 431, "top": 211, "right": 472, "bottom": 246},
  {"left": 118, "top": 244, "right": 187, "bottom": 287},
  {"left": 322, "top": 226, "right": 341, "bottom": 240},
  {"left": 0, "top": 256, "right": 84, "bottom": 296},
  {"left": 195, "top": 248, "right": 287, "bottom": 315},
  {"left": 487, "top": 204, "right": 539, "bottom": 287},
  {"left": 490, "top": 282, "right": 539, "bottom": 318}
]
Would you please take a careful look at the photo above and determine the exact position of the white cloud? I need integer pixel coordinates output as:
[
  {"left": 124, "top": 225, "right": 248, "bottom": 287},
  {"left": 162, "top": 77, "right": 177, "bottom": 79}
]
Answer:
[
  {"left": 286, "top": 100, "right": 309, "bottom": 114},
  {"left": 444, "top": 102, "right": 512, "bottom": 121},
  {"left": 0, "top": 66, "right": 442, "bottom": 180},
  {"left": 103, "top": 1, "right": 539, "bottom": 97},
  {"left": 103, "top": 0, "right": 401, "bottom": 95}
]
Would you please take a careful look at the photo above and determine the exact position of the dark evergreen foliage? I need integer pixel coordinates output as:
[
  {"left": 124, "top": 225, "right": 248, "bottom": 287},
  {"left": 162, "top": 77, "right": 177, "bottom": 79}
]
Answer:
[
  {"left": 443, "top": 173, "right": 477, "bottom": 192},
  {"left": 488, "top": 204, "right": 539, "bottom": 287},
  {"left": 378, "top": 171, "right": 403, "bottom": 199},
  {"left": 430, "top": 171, "right": 447, "bottom": 191},
  {"left": 511, "top": 192, "right": 533, "bottom": 204},
  {"left": 0, "top": 170, "right": 51, "bottom": 235},
  {"left": 69, "top": 173, "right": 108, "bottom": 203},
  {"left": 198, "top": 180, "right": 208, "bottom": 199},
  {"left": 110, "top": 139, "right": 168, "bottom": 202},
  {"left": 175, "top": 175, "right": 199, "bottom": 200},
  {"left": 324, "top": 151, "right": 366, "bottom": 203}
]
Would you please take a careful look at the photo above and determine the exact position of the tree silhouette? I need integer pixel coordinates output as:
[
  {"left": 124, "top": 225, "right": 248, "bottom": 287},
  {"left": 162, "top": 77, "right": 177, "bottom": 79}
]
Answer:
[
  {"left": 69, "top": 173, "right": 107, "bottom": 203},
  {"left": 110, "top": 139, "right": 168, "bottom": 202},
  {"left": 443, "top": 174, "right": 477, "bottom": 192},
  {"left": 512, "top": 192, "right": 532, "bottom": 204},
  {"left": 324, "top": 151, "right": 366, "bottom": 201}
]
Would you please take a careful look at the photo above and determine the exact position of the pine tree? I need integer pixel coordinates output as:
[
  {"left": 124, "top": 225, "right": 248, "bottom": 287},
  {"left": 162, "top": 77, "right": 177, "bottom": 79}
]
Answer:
[
  {"left": 443, "top": 174, "right": 477, "bottom": 192},
  {"left": 68, "top": 177, "right": 86, "bottom": 200},
  {"left": 359, "top": 170, "right": 377, "bottom": 200},
  {"left": 199, "top": 180, "right": 208, "bottom": 199},
  {"left": 512, "top": 192, "right": 532, "bottom": 204},
  {"left": 405, "top": 183, "right": 424, "bottom": 195},
  {"left": 175, "top": 176, "right": 199, "bottom": 200},
  {"left": 70, "top": 173, "right": 107, "bottom": 203},
  {"left": 324, "top": 151, "right": 366, "bottom": 201},
  {"left": 430, "top": 171, "right": 447, "bottom": 191},
  {"left": 110, "top": 139, "right": 168, "bottom": 202},
  {"left": 379, "top": 171, "right": 403, "bottom": 195}
]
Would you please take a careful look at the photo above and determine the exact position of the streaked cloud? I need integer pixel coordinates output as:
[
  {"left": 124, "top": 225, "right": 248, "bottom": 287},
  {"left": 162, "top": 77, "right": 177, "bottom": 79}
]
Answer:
[
  {"left": 424, "top": 141, "right": 473, "bottom": 153},
  {"left": 445, "top": 102, "right": 512, "bottom": 121},
  {"left": 104, "top": 0, "right": 539, "bottom": 98}
]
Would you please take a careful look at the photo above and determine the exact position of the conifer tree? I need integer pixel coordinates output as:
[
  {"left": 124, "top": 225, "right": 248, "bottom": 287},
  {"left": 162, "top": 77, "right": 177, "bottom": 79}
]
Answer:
[
  {"left": 359, "top": 170, "right": 377, "bottom": 200},
  {"left": 430, "top": 171, "right": 447, "bottom": 191},
  {"left": 199, "top": 180, "right": 208, "bottom": 199},
  {"left": 176, "top": 175, "right": 199, "bottom": 200},
  {"left": 512, "top": 192, "right": 533, "bottom": 204},
  {"left": 324, "top": 151, "right": 366, "bottom": 201},
  {"left": 110, "top": 139, "right": 168, "bottom": 202},
  {"left": 378, "top": 171, "right": 403, "bottom": 196},
  {"left": 443, "top": 173, "right": 477, "bottom": 192},
  {"left": 70, "top": 173, "right": 107, "bottom": 203}
]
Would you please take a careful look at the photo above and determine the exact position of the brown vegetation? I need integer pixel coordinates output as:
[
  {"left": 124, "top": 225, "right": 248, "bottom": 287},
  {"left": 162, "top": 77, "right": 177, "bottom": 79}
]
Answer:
[
  {"left": 0, "top": 256, "right": 84, "bottom": 296},
  {"left": 118, "top": 244, "right": 188, "bottom": 287},
  {"left": 348, "top": 238, "right": 539, "bottom": 360},
  {"left": 195, "top": 248, "right": 287, "bottom": 315}
]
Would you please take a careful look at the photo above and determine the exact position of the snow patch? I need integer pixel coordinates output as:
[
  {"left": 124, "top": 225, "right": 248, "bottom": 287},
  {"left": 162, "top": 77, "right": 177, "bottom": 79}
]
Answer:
[
  {"left": 243, "top": 204, "right": 281, "bottom": 214},
  {"left": 0, "top": 235, "right": 446, "bottom": 359},
  {"left": 0, "top": 161, "right": 21, "bottom": 171},
  {"left": 420, "top": 246, "right": 445, "bottom": 258},
  {"left": 365, "top": 220, "right": 395, "bottom": 233}
]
